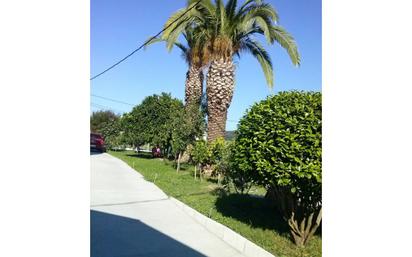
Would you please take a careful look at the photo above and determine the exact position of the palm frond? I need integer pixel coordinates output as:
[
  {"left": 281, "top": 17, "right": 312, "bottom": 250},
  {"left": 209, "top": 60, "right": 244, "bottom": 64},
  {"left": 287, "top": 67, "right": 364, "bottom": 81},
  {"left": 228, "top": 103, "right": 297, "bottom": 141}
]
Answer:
[
  {"left": 162, "top": 8, "right": 188, "bottom": 39},
  {"left": 270, "top": 26, "right": 301, "bottom": 66},
  {"left": 237, "top": 3, "right": 279, "bottom": 24},
  {"left": 174, "top": 42, "right": 189, "bottom": 55},
  {"left": 238, "top": 0, "right": 262, "bottom": 14},
  {"left": 235, "top": 3, "right": 280, "bottom": 44},
  {"left": 189, "top": 0, "right": 216, "bottom": 15},
  {"left": 144, "top": 36, "right": 190, "bottom": 64},
  {"left": 253, "top": 16, "right": 272, "bottom": 43},
  {"left": 216, "top": 0, "right": 227, "bottom": 34},
  {"left": 225, "top": 0, "right": 238, "bottom": 20},
  {"left": 162, "top": 3, "right": 205, "bottom": 40},
  {"left": 240, "top": 38, "right": 274, "bottom": 87},
  {"left": 236, "top": 18, "right": 255, "bottom": 34},
  {"left": 165, "top": 18, "right": 191, "bottom": 51},
  {"left": 143, "top": 37, "right": 163, "bottom": 50}
]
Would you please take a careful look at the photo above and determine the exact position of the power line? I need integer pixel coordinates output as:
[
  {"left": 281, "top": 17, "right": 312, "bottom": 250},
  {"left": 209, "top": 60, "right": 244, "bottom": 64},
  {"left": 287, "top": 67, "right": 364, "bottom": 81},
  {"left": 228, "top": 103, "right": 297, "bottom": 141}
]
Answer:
[
  {"left": 90, "top": 0, "right": 202, "bottom": 81},
  {"left": 91, "top": 100, "right": 238, "bottom": 122},
  {"left": 91, "top": 102, "right": 126, "bottom": 114},
  {"left": 91, "top": 94, "right": 239, "bottom": 122},
  {"left": 91, "top": 102, "right": 114, "bottom": 110},
  {"left": 91, "top": 94, "right": 135, "bottom": 106}
]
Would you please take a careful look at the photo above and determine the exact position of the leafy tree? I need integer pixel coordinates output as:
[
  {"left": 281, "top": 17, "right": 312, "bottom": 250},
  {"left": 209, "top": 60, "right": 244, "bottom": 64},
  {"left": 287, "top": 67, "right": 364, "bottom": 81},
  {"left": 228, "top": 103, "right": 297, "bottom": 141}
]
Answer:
[
  {"left": 90, "top": 110, "right": 119, "bottom": 133},
  {"left": 99, "top": 119, "right": 123, "bottom": 150},
  {"left": 123, "top": 93, "right": 185, "bottom": 158},
  {"left": 233, "top": 91, "right": 322, "bottom": 247},
  {"left": 163, "top": 0, "right": 300, "bottom": 141},
  {"left": 120, "top": 112, "right": 146, "bottom": 148},
  {"left": 171, "top": 104, "right": 206, "bottom": 172}
]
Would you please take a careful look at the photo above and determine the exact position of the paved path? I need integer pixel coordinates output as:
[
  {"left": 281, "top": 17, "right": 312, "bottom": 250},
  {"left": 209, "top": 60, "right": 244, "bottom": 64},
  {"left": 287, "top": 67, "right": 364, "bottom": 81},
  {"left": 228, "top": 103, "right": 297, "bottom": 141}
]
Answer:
[{"left": 91, "top": 153, "right": 246, "bottom": 257}]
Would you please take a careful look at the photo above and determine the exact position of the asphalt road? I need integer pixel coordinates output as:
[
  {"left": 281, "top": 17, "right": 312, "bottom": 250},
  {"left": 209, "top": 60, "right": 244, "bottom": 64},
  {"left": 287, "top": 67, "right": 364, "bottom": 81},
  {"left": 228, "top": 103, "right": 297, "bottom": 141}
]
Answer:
[{"left": 90, "top": 152, "right": 246, "bottom": 257}]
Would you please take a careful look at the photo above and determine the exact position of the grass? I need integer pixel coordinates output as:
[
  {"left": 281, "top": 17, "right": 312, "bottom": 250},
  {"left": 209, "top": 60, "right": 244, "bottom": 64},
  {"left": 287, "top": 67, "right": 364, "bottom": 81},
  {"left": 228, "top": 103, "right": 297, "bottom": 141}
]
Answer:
[{"left": 109, "top": 150, "right": 321, "bottom": 257}]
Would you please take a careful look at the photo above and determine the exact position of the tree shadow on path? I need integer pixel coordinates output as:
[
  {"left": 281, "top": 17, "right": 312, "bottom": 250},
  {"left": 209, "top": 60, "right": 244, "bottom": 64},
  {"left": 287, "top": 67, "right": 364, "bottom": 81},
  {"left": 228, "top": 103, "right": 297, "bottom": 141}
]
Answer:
[{"left": 91, "top": 210, "right": 207, "bottom": 257}]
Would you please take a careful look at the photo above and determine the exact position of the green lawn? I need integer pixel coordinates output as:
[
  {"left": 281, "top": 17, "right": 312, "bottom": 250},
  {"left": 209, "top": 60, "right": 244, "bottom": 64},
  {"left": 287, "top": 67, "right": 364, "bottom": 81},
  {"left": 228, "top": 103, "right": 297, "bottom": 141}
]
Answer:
[{"left": 109, "top": 150, "right": 321, "bottom": 257}]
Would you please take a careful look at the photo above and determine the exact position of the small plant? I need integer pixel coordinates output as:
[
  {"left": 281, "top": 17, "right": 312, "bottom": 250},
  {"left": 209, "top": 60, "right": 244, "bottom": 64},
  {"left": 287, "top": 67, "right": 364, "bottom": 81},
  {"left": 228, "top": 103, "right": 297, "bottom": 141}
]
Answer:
[
  {"left": 218, "top": 140, "right": 253, "bottom": 194},
  {"left": 190, "top": 140, "right": 209, "bottom": 180},
  {"left": 191, "top": 137, "right": 254, "bottom": 194},
  {"left": 208, "top": 137, "right": 226, "bottom": 184}
]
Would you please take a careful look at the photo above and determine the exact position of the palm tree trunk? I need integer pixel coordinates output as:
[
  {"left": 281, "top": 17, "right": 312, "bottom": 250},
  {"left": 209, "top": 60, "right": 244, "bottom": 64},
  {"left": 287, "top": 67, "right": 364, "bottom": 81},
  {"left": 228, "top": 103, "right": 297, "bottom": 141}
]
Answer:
[
  {"left": 182, "top": 65, "right": 203, "bottom": 163},
  {"left": 185, "top": 65, "right": 204, "bottom": 108},
  {"left": 206, "top": 58, "right": 235, "bottom": 142}
]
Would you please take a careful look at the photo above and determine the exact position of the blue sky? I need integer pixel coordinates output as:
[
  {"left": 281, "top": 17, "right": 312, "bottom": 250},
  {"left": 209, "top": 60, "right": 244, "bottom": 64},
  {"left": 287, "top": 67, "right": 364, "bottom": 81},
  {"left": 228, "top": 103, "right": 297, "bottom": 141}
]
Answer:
[{"left": 91, "top": 0, "right": 321, "bottom": 131}]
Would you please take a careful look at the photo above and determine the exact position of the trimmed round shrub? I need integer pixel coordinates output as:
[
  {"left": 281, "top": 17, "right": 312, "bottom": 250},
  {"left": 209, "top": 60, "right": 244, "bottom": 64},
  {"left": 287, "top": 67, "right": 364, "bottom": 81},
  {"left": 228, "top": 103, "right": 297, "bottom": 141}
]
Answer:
[{"left": 233, "top": 91, "right": 322, "bottom": 246}]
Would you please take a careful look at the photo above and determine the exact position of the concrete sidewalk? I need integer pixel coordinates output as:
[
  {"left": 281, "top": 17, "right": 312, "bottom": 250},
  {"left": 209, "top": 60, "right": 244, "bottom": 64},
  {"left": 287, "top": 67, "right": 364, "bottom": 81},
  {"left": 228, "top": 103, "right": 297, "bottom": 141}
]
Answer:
[{"left": 91, "top": 153, "right": 246, "bottom": 257}]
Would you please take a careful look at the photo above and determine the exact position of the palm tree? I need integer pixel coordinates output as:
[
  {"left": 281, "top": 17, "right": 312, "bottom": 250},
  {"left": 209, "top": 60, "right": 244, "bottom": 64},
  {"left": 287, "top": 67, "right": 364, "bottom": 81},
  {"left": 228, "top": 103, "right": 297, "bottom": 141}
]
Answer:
[
  {"left": 163, "top": 0, "right": 300, "bottom": 142},
  {"left": 147, "top": 28, "right": 208, "bottom": 109}
]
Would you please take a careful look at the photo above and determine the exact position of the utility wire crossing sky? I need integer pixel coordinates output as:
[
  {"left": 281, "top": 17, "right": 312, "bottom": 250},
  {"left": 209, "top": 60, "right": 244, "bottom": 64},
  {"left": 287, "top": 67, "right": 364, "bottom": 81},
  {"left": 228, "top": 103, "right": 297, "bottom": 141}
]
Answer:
[{"left": 90, "top": 0, "right": 203, "bottom": 81}]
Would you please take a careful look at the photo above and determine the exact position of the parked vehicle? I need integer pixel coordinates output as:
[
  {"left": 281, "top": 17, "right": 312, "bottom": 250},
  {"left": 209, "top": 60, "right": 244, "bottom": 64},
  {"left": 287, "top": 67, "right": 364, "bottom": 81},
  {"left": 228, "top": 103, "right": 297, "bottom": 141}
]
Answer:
[{"left": 90, "top": 133, "right": 106, "bottom": 153}]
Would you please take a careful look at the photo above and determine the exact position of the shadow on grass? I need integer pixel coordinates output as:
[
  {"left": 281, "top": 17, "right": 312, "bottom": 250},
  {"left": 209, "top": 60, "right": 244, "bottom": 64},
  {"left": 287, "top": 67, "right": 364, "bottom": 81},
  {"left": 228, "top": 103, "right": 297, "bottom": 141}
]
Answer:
[
  {"left": 123, "top": 153, "right": 193, "bottom": 173},
  {"left": 174, "top": 190, "right": 211, "bottom": 198},
  {"left": 215, "top": 191, "right": 322, "bottom": 238},
  {"left": 177, "top": 163, "right": 192, "bottom": 171},
  {"left": 214, "top": 192, "right": 290, "bottom": 236},
  {"left": 206, "top": 177, "right": 218, "bottom": 184},
  {"left": 126, "top": 153, "right": 154, "bottom": 159},
  {"left": 162, "top": 160, "right": 193, "bottom": 172}
]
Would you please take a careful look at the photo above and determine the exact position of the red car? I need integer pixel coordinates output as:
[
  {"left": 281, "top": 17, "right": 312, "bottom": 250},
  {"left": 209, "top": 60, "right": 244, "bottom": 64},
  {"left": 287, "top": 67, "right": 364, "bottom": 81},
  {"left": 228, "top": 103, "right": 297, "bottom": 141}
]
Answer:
[{"left": 90, "top": 133, "right": 106, "bottom": 153}]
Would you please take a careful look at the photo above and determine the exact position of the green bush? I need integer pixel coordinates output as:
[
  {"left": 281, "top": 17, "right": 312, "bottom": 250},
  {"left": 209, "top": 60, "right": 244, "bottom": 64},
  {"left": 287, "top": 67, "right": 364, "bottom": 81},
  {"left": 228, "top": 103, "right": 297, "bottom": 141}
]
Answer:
[
  {"left": 233, "top": 91, "right": 322, "bottom": 246},
  {"left": 211, "top": 140, "right": 253, "bottom": 194},
  {"left": 209, "top": 138, "right": 231, "bottom": 188},
  {"left": 190, "top": 137, "right": 253, "bottom": 193},
  {"left": 190, "top": 138, "right": 233, "bottom": 183}
]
